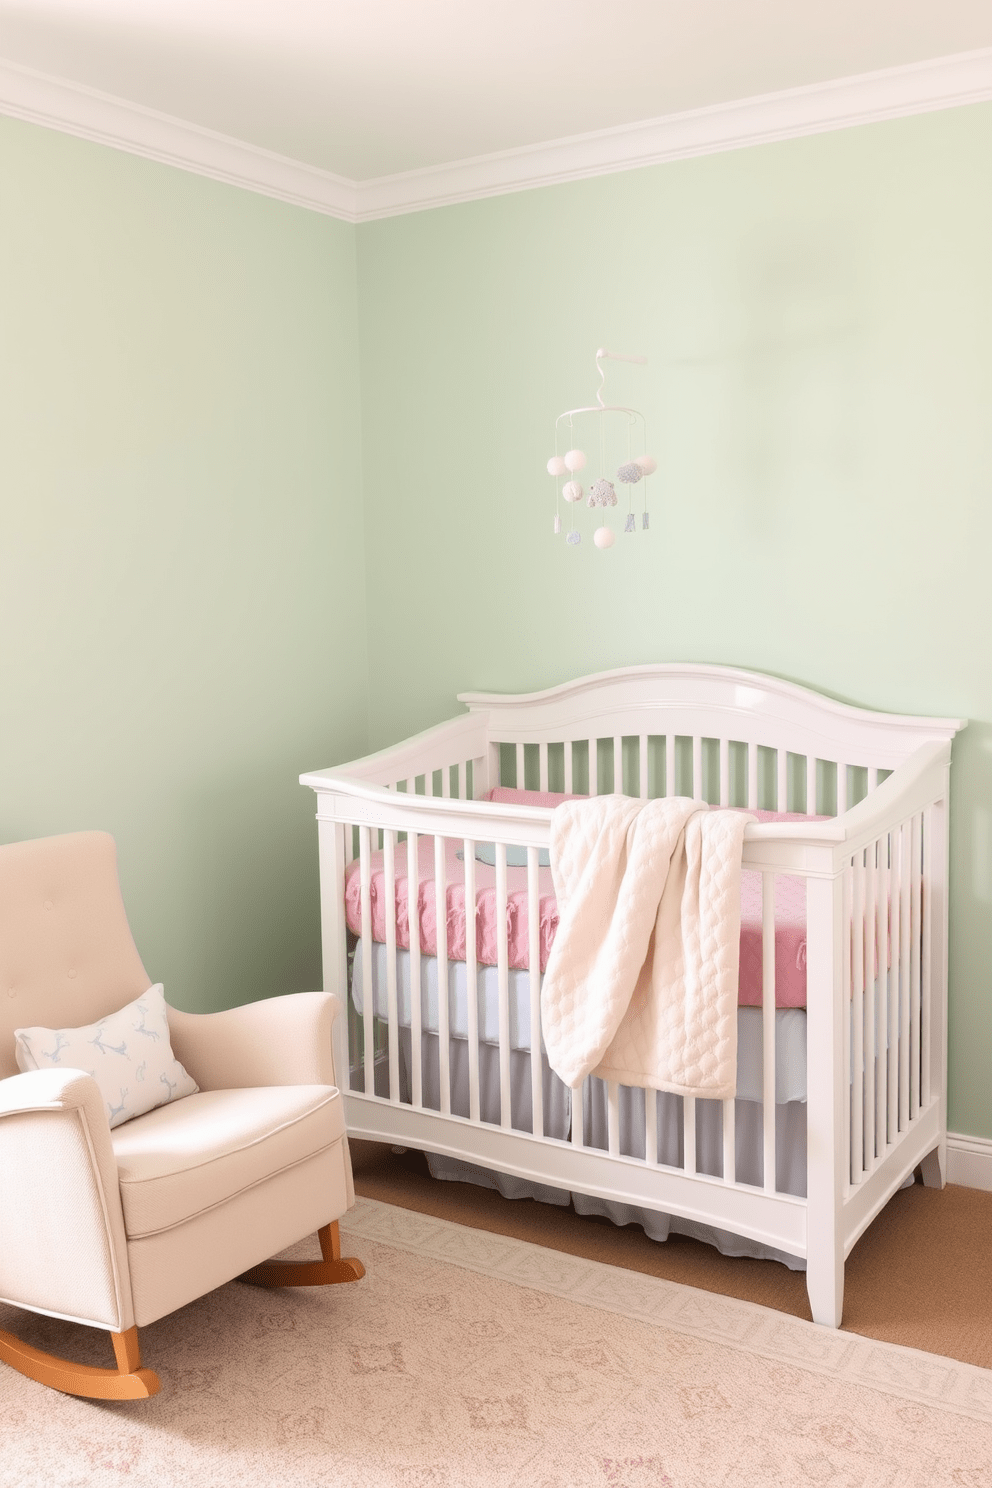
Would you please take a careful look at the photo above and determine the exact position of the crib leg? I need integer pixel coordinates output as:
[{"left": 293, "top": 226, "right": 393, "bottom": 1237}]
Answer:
[
  {"left": 805, "top": 1246, "right": 844, "bottom": 1328},
  {"left": 919, "top": 1143, "right": 946, "bottom": 1189}
]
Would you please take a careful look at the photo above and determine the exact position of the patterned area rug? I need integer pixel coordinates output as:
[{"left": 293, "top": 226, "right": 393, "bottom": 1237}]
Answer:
[{"left": 2, "top": 1197, "right": 991, "bottom": 1488}]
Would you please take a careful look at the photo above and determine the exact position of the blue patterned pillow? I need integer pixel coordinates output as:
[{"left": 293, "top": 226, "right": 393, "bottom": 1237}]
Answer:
[{"left": 14, "top": 984, "right": 199, "bottom": 1128}]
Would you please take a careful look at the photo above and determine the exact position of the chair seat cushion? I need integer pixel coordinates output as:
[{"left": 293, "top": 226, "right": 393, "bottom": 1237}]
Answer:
[{"left": 110, "top": 1085, "right": 345, "bottom": 1239}]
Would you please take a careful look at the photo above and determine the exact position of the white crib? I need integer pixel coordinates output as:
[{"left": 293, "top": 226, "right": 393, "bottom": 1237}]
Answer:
[{"left": 301, "top": 664, "right": 964, "bottom": 1327}]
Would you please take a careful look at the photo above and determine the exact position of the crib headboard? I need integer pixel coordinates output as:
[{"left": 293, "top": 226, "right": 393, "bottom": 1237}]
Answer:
[{"left": 457, "top": 664, "right": 964, "bottom": 816}]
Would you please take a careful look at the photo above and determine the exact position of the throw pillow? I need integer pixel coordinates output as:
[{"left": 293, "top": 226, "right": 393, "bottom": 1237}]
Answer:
[{"left": 14, "top": 983, "right": 199, "bottom": 1129}]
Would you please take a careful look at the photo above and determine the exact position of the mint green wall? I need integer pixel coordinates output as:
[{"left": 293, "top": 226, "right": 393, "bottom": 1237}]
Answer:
[
  {"left": 0, "top": 117, "right": 368, "bottom": 1012},
  {"left": 2, "top": 102, "right": 990, "bottom": 1138},
  {"left": 356, "top": 104, "right": 992, "bottom": 1137}
]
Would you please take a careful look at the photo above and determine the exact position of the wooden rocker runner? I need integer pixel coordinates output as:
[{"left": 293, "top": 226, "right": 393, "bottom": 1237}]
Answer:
[
  {"left": 239, "top": 1219, "right": 366, "bottom": 1289},
  {"left": 0, "top": 1324, "right": 160, "bottom": 1401},
  {"left": 0, "top": 1220, "right": 364, "bottom": 1400}
]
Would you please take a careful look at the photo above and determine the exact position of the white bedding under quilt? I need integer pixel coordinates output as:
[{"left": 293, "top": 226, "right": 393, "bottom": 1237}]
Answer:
[{"left": 350, "top": 939, "right": 809, "bottom": 1104}]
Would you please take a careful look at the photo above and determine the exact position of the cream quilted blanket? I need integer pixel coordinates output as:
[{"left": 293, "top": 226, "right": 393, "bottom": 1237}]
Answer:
[{"left": 540, "top": 796, "right": 753, "bottom": 1100}]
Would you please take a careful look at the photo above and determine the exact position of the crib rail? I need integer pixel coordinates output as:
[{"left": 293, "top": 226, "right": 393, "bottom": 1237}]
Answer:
[{"left": 304, "top": 712, "right": 492, "bottom": 803}]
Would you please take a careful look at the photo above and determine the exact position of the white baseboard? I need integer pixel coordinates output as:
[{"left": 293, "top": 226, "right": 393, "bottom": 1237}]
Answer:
[{"left": 946, "top": 1132, "right": 992, "bottom": 1191}]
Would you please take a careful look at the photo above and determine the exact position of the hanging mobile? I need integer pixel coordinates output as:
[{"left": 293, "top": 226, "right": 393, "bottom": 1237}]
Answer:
[{"left": 544, "top": 349, "right": 655, "bottom": 552}]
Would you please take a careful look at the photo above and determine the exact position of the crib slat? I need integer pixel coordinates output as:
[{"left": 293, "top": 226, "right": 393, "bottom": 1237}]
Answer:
[
  {"left": 748, "top": 742, "right": 758, "bottom": 810},
  {"left": 719, "top": 739, "right": 729, "bottom": 807},
  {"left": 898, "top": 821, "right": 911, "bottom": 1132},
  {"left": 639, "top": 734, "right": 649, "bottom": 800},
  {"left": 384, "top": 831, "right": 400, "bottom": 1104},
  {"left": 876, "top": 831, "right": 890, "bottom": 1154},
  {"left": 806, "top": 757, "right": 817, "bottom": 816},
  {"left": 722, "top": 1098, "right": 736, "bottom": 1185},
  {"left": 440, "top": 765, "right": 450, "bottom": 799},
  {"left": 864, "top": 840, "right": 877, "bottom": 1168},
  {"left": 527, "top": 846, "right": 543, "bottom": 1140},
  {"left": 692, "top": 736, "right": 702, "bottom": 801},
  {"left": 607, "top": 1081, "right": 620, "bottom": 1157},
  {"left": 564, "top": 740, "right": 574, "bottom": 795},
  {"left": 665, "top": 734, "right": 674, "bottom": 796},
  {"left": 464, "top": 838, "right": 480, "bottom": 1124},
  {"left": 408, "top": 833, "right": 422, "bottom": 1108},
  {"left": 539, "top": 743, "right": 548, "bottom": 793},
  {"left": 645, "top": 1090, "right": 658, "bottom": 1166},
  {"left": 777, "top": 750, "right": 788, "bottom": 814},
  {"left": 910, "top": 814, "right": 923, "bottom": 1120},
  {"left": 572, "top": 1081, "right": 585, "bottom": 1148},
  {"left": 590, "top": 738, "right": 599, "bottom": 795},
  {"left": 871, "top": 766, "right": 882, "bottom": 792},
  {"left": 359, "top": 828, "right": 374, "bottom": 1098},
  {"left": 837, "top": 764, "right": 849, "bottom": 817},
  {"left": 613, "top": 735, "right": 623, "bottom": 794},
  {"left": 842, "top": 864, "right": 853, "bottom": 1188},
  {"left": 495, "top": 844, "right": 511, "bottom": 1128},
  {"left": 762, "top": 872, "right": 776, "bottom": 1191},
  {"left": 435, "top": 835, "right": 450, "bottom": 1116},
  {"left": 851, "top": 851, "right": 865, "bottom": 1182},
  {"left": 921, "top": 806, "right": 933, "bottom": 1109},
  {"left": 515, "top": 742, "right": 525, "bottom": 792},
  {"left": 683, "top": 1096, "right": 696, "bottom": 1176},
  {"left": 489, "top": 741, "right": 501, "bottom": 792}
]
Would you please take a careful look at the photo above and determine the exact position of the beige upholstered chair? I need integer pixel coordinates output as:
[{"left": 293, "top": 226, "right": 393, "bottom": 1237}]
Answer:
[{"left": 0, "top": 831, "right": 363, "bottom": 1400}]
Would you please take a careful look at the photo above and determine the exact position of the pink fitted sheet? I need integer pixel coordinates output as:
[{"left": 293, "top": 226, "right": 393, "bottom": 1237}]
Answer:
[{"left": 343, "top": 803, "right": 819, "bottom": 1009}]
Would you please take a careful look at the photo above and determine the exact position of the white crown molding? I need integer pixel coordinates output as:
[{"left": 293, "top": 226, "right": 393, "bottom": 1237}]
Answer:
[
  {"left": 0, "top": 56, "right": 358, "bottom": 220},
  {"left": 947, "top": 1131, "right": 992, "bottom": 1192},
  {"left": 356, "top": 47, "right": 992, "bottom": 220},
  {"left": 1, "top": 48, "right": 990, "bottom": 224}
]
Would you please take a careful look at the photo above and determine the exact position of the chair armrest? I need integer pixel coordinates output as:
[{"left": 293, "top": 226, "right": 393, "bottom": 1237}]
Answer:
[
  {"left": 167, "top": 991, "right": 342, "bottom": 1092},
  {"left": 0, "top": 1070, "right": 133, "bottom": 1332}
]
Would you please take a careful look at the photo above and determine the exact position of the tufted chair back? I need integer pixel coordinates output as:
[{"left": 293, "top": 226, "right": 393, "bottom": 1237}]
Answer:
[{"left": 0, "top": 833, "right": 150, "bottom": 1080}]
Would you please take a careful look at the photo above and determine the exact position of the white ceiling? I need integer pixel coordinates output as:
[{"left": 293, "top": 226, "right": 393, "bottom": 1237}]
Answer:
[{"left": 1, "top": 0, "right": 991, "bottom": 183}]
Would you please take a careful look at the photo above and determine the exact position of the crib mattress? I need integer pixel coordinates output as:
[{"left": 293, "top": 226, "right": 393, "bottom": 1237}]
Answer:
[
  {"left": 345, "top": 816, "right": 813, "bottom": 1007},
  {"left": 351, "top": 939, "right": 809, "bottom": 1104}
]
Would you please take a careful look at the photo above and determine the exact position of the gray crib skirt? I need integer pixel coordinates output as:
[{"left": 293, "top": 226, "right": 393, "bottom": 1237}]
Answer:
[{"left": 372, "top": 1027, "right": 808, "bottom": 1270}]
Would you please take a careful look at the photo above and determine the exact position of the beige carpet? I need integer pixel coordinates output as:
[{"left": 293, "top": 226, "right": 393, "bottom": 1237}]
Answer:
[
  {"left": 352, "top": 1140, "right": 992, "bottom": 1369},
  {"left": 2, "top": 1198, "right": 991, "bottom": 1488}
]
